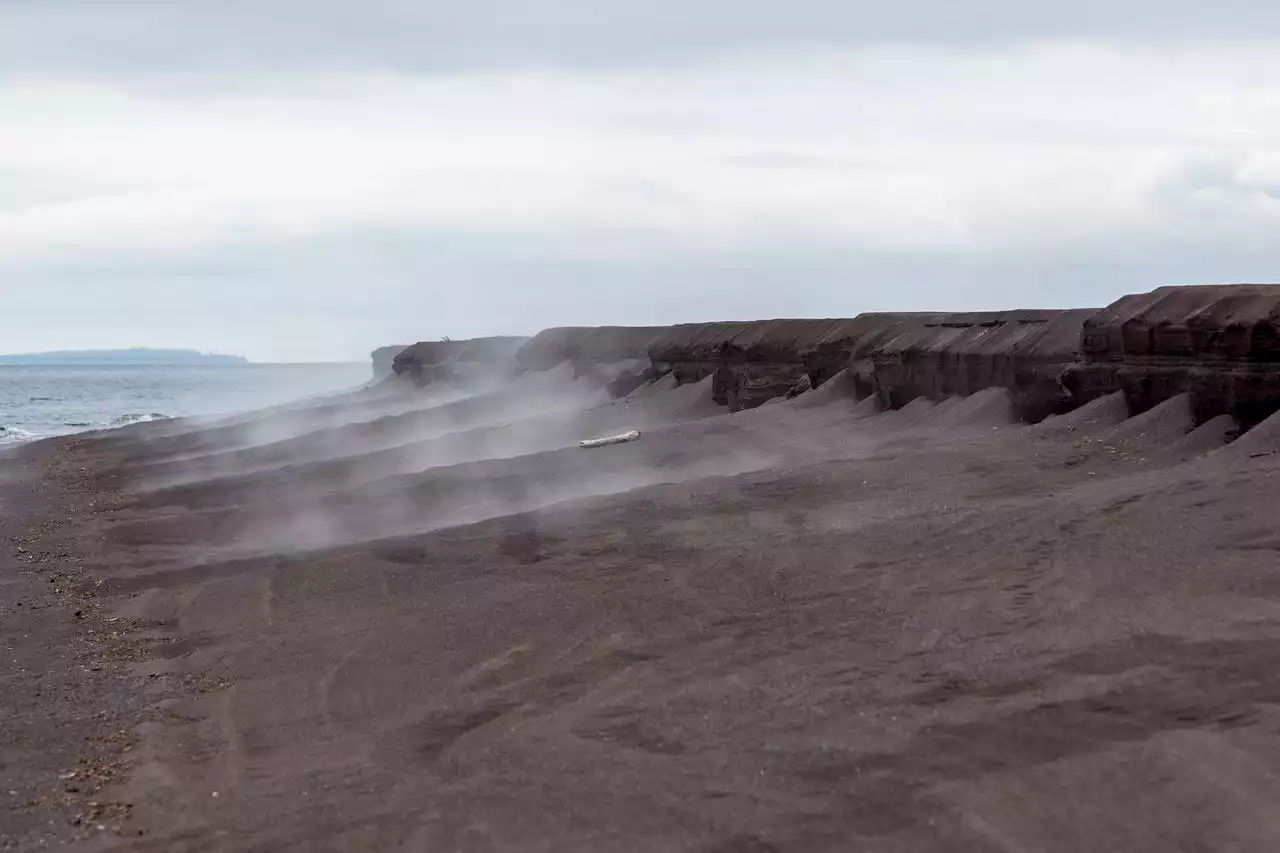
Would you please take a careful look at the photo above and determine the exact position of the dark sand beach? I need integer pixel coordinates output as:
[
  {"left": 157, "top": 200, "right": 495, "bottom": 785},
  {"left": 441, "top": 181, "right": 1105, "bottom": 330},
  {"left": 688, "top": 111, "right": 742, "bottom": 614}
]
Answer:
[
  {"left": 4, "top": 337, "right": 1280, "bottom": 852},
  {"left": 8, "top": 0, "right": 1280, "bottom": 842}
]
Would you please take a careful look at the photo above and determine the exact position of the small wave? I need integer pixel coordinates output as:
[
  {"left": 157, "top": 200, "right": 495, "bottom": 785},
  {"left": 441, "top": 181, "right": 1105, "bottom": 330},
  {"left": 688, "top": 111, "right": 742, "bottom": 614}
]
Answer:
[
  {"left": 109, "top": 412, "right": 171, "bottom": 427},
  {"left": 1, "top": 414, "right": 173, "bottom": 442},
  {"left": 0, "top": 426, "right": 41, "bottom": 444}
]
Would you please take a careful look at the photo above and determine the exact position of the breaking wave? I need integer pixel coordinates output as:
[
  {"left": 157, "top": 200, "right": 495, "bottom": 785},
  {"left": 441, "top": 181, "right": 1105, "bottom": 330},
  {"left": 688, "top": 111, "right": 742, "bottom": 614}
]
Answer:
[
  {"left": 109, "top": 412, "right": 172, "bottom": 427},
  {"left": 1, "top": 413, "right": 172, "bottom": 445},
  {"left": 0, "top": 426, "right": 41, "bottom": 444}
]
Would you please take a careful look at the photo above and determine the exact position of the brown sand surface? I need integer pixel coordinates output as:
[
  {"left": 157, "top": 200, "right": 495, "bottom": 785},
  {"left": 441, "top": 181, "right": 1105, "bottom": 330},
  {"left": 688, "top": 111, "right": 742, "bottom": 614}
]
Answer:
[{"left": 4, "top": 374, "right": 1280, "bottom": 852}]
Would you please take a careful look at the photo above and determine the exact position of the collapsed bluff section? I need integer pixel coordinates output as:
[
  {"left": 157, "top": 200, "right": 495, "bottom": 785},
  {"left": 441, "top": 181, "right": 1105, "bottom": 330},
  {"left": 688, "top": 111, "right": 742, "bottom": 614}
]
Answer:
[{"left": 381, "top": 284, "right": 1280, "bottom": 432}]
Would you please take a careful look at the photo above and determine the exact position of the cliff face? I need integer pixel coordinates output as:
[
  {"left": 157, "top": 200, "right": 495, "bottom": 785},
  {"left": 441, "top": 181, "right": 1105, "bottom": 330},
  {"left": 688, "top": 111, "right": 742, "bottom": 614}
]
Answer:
[
  {"left": 646, "top": 317, "right": 932, "bottom": 411},
  {"left": 1066, "top": 285, "right": 1280, "bottom": 427},
  {"left": 853, "top": 309, "right": 1098, "bottom": 423},
  {"left": 430, "top": 312, "right": 1091, "bottom": 419},
  {"left": 370, "top": 345, "right": 409, "bottom": 382},
  {"left": 645, "top": 321, "right": 812, "bottom": 409},
  {"left": 640, "top": 312, "right": 1091, "bottom": 418},
  {"left": 381, "top": 283, "right": 1280, "bottom": 430},
  {"left": 514, "top": 327, "right": 668, "bottom": 374},
  {"left": 392, "top": 337, "right": 528, "bottom": 387}
]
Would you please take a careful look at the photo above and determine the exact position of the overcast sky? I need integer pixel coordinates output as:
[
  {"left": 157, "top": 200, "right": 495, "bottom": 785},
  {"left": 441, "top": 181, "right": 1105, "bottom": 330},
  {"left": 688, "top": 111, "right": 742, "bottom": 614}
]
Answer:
[{"left": 3, "top": 3, "right": 1280, "bottom": 361}]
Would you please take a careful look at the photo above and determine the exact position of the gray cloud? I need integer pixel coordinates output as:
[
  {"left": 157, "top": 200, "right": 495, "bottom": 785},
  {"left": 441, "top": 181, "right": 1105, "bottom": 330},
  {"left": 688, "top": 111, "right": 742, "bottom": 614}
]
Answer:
[
  {"left": 4, "top": 5, "right": 1280, "bottom": 361},
  {"left": 3, "top": 0, "right": 1280, "bottom": 75}
]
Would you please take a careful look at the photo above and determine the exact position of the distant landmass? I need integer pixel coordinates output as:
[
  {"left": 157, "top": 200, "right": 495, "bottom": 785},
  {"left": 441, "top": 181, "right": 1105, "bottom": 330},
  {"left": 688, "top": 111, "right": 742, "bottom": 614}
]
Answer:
[{"left": 0, "top": 348, "right": 249, "bottom": 366}]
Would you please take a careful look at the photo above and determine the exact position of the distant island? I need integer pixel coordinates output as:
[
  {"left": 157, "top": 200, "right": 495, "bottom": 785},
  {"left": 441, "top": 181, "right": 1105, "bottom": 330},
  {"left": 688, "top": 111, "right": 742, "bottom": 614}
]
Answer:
[{"left": 0, "top": 348, "right": 249, "bottom": 366}]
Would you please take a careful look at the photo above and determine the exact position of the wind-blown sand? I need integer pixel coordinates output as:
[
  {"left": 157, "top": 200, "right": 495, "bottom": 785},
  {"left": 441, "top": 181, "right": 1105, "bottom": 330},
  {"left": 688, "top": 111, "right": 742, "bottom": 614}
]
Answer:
[{"left": 3, "top": 368, "right": 1280, "bottom": 852}]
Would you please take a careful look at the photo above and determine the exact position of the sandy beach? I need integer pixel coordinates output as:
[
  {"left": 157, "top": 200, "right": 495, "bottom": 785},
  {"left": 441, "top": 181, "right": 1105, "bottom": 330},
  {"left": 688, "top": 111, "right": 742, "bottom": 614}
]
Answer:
[
  {"left": 8, "top": 1, "right": 1280, "bottom": 845},
  {"left": 3, "top": 353, "right": 1279, "bottom": 851}
]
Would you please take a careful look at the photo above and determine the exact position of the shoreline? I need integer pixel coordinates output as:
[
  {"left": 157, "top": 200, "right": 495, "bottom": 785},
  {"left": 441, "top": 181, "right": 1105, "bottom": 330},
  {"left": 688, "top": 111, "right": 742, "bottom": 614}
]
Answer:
[
  {"left": 1, "top": 442, "right": 148, "bottom": 847},
  {"left": 2, "top": 284, "right": 1279, "bottom": 850}
]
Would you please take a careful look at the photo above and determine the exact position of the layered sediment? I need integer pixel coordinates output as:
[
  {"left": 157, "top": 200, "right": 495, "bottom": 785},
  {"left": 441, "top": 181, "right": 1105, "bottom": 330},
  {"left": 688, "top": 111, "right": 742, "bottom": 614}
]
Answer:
[
  {"left": 1066, "top": 284, "right": 1280, "bottom": 427},
  {"left": 374, "top": 284, "right": 1280, "bottom": 430},
  {"left": 649, "top": 317, "right": 927, "bottom": 411},
  {"left": 853, "top": 309, "right": 1098, "bottom": 423}
]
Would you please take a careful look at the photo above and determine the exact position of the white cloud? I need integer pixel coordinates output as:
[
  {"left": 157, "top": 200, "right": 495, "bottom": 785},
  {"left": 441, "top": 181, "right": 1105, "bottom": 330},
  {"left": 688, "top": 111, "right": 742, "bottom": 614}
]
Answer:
[
  {"left": 3, "top": 41, "right": 1280, "bottom": 358},
  {"left": 4, "top": 44, "right": 1280, "bottom": 259}
]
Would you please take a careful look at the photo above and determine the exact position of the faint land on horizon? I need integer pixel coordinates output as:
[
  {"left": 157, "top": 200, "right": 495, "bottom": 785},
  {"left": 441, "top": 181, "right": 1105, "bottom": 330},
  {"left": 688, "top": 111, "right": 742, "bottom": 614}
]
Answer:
[{"left": 0, "top": 348, "right": 249, "bottom": 366}]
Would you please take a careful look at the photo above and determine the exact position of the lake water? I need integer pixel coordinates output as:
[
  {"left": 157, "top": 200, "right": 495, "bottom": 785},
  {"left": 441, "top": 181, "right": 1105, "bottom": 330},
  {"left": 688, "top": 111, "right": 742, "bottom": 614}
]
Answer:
[{"left": 0, "top": 363, "right": 374, "bottom": 444}]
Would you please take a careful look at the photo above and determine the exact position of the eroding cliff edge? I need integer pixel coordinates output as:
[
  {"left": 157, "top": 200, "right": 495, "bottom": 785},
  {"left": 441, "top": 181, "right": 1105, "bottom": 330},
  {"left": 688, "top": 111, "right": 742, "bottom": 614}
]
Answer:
[
  {"left": 648, "top": 318, "right": 927, "bottom": 411},
  {"left": 513, "top": 327, "right": 667, "bottom": 396},
  {"left": 374, "top": 283, "right": 1280, "bottom": 431},
  {"left": 1066, "top": 285, "right": 1280, "bottom": 427},
  {"left": 496, "top": 319, "right": 908, "bottom": 411},
  {"left": 516, "top": 312, "right": 1093, "bottom": 418},
  {"left": 370, "top": 345, "right": 409, "bottom": 382},
  {"left": 852, "top": 309, "right": 1099, "bottom": 423},
  {"left": 392, "top": 337, "right": 528, "bottom": 387},
  {"left": 514, "top": 327, "right": 668, "bottom": 373}
]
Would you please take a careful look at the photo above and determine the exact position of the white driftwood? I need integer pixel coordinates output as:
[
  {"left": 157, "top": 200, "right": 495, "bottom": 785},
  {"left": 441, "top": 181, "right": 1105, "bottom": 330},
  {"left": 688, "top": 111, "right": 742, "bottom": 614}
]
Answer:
[{"left": 579, "top": 430, "right": 641, "bottom": 449}]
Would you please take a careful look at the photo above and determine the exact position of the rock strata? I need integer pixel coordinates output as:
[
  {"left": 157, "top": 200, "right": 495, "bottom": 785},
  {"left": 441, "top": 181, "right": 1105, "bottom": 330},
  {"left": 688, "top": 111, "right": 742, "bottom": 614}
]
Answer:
[
  {"left": 372, "top": 284, "right": 1280, "bottom": 430},
  {"left": 647, "top": 317, "right": 927, "bottom": 411},
  {"left": 1066, "top": 285, "right": 1280, "bottom": 427},
  {"left": 853, "top": 309, "right": 1097, "bottom": 423}
]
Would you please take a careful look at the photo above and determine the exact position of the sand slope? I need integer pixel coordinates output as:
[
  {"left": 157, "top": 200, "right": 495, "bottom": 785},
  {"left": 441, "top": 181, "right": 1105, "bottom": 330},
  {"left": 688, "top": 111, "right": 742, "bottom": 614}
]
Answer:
[{"left": 4, "top": 372, "right": 1280, "bottom": 852}]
